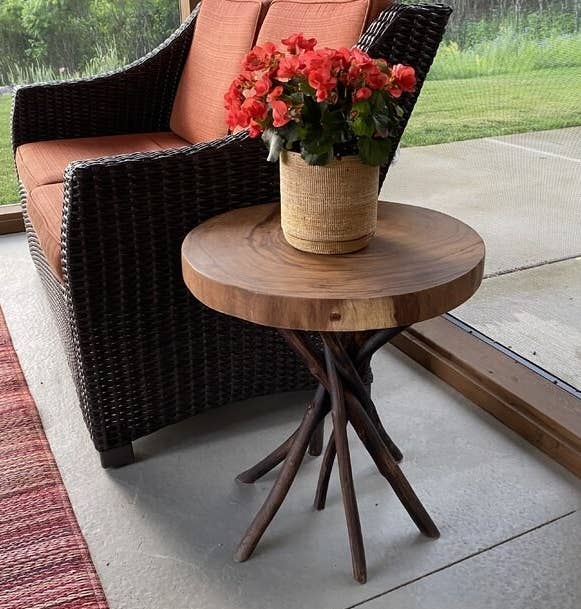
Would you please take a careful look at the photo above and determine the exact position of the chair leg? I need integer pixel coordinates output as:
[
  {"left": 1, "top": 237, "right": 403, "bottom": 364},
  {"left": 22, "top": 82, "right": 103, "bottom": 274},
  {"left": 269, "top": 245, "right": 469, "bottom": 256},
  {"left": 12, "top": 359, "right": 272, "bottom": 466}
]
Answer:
[{"left": 99, "top": 443, "right": 135, "bottom": 468}]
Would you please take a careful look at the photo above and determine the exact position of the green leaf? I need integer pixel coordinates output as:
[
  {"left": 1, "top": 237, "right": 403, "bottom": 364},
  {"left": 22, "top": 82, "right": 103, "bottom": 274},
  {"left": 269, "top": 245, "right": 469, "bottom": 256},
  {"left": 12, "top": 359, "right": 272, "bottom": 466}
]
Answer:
[
  {"left": 352, "top": 114, "right": 375, "bottom": 137},
  {"left": 357, "top": 137, "right": 393, "bottom": 166},
  {"left": 289, "top": 91, "right": 304, "bottom": 105},
  {"left": 278, "top": 122, "right": 301, "bottom": 149},
  {"left": 301, "top": 139, "right": 333, "bottom": 166},
  {"left": 372, "top": 111, "right": 391, "bottom": 138},
  {"left": 351, "top": 100, "right": 371, "bottom": 117},
  {"left": 370, "top": 90, "right": 387, "bottom": 113}
]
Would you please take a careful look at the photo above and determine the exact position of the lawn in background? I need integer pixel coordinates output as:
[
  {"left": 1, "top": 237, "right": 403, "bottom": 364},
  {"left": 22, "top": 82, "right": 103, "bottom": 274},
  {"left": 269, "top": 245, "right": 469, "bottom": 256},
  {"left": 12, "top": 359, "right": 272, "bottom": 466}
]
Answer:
[
  {"left": 402, "top": 66, "right": 581, "bottom": 147},
  {"left": 0, "top": 95, "right": 18, "bottom": 206}
]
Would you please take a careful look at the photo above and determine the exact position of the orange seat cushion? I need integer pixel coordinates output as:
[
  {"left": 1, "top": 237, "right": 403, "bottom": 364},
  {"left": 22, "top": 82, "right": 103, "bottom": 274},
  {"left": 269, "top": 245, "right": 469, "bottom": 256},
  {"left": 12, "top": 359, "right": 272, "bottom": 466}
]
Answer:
[
  {"left": 16, "top": 132, "right": 189, "bottom": 193},
  {"left": 170, "top": 0, "right": 270, "bottom": 144},
  {"left": 27, "top": 183, "right": 65, "bottom": 281},
  {"left": 256, "top": 0, "right": 392, "bottom": 49}
]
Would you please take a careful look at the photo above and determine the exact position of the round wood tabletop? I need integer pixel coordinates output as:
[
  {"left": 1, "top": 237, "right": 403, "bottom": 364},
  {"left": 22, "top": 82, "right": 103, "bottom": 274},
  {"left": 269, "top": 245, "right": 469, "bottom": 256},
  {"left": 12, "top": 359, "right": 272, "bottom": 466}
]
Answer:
[{"left": 182, "top": 202, "right": 485, "bottom": 332}]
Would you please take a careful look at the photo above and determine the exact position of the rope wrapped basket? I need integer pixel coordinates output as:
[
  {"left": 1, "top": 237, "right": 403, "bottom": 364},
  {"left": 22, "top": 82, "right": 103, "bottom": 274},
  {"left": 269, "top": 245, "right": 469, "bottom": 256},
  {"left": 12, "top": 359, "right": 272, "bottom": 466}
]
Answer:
[{"left": 280, "top": 151, "right": 380, "bottom": 254}]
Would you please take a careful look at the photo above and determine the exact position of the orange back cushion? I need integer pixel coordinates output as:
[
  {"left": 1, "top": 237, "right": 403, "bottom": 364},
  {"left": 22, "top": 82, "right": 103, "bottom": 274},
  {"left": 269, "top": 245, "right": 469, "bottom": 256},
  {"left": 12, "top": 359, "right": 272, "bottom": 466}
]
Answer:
[
  {"left": 257, "top": 0, "right": 391, "bottom": 49},
  {"left": 170, "top": 0, "right": 270, "bottom": 143},
  {"left": 171, "top": 0, "right": 392, "bottom": 144}
]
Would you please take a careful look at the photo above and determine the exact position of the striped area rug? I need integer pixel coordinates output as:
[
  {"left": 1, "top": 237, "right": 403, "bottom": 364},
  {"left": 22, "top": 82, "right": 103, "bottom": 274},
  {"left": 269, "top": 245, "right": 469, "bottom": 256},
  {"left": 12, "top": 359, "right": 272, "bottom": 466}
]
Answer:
[{"left": 0, "top": 307, "right": 108, "bottom": 609}]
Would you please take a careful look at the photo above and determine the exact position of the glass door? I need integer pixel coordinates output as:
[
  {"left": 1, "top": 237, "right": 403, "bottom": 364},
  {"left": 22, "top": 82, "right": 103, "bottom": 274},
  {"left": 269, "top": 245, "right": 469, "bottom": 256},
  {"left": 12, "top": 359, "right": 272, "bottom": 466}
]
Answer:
[{"left": 383, "top": 0, "right": 581, "bottom": 392}]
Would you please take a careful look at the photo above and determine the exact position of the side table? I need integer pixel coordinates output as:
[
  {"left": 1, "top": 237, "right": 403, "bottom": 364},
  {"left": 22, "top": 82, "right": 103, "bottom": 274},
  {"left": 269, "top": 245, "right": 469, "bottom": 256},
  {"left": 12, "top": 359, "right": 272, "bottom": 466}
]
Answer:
[{"left": 182, "top": 201, "right": 485, "bottom": 583}]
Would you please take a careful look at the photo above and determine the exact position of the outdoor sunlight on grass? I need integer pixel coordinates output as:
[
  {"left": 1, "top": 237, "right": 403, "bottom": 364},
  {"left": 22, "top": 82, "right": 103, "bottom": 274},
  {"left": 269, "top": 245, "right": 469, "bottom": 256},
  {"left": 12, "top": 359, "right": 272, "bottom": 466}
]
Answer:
[
  {"left": 402, "top": 66, "right": 581, "bottom": 147},
  {"left": 0, "top": 94, "right": 18, "bottom": 205}
]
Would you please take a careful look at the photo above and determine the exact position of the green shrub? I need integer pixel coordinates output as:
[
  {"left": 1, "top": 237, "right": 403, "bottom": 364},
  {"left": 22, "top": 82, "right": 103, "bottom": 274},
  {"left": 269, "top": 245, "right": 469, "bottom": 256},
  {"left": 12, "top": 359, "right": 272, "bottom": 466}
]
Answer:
[
  {"left": 0, "top": 0, "right": 178, "bottom": 85},
  {"left": 430, "top": 32, "right": 581, "bottom": 80}
]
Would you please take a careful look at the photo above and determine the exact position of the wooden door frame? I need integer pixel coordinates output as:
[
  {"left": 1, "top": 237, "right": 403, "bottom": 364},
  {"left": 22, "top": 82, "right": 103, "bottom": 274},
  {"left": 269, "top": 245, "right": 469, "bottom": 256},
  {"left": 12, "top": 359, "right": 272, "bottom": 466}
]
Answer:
[
  {"left": 0, "top": 204, "right": 24, "bottom": 234},
  {"left": 180, "top": 0, "right": 198, "bottom": 20}
]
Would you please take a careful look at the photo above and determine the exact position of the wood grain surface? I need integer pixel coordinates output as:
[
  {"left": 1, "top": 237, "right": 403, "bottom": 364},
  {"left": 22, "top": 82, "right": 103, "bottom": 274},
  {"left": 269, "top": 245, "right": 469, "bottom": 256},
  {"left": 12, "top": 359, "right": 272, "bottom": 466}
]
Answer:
[{"left": 181, "top": 202, "right": 485, "bottom": 331}]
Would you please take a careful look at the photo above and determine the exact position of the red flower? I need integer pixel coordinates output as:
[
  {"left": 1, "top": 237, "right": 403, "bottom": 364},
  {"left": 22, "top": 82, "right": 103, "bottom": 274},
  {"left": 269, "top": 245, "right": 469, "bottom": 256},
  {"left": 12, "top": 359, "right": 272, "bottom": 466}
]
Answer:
[
  {"left": 302, "top": 49, "right": 331, "bottom": 72},
  {"left": 272, "top": 99, "right": 291, "bottom": 127},
  {"left": 267, "top": 85, "right": 284, "bottom": 102},
  {"left": 354, "top": 87, "right": 372, "bottom": 101},
  {"left": 277, "top": 54, "right": 301, "bottom": 80},
  {"left": 228, "top": 107, "right": 250, "bottom": 129},
  {"left": 242, "top": 43, "right": 279, "bottom": 72},
  {"left": 242, "top": 46, "right": 270, "bottom": 71},
  {"left": 248, "top": 121, "right": 262, "bottom": 138},
  {"left": 308, "top": 67, "right": 337, "bottom": 102},
  {"left": 241, "top": 96, "right": 268, "bottom": 120},
  {"left": 364, "top": 66, "right": 388, "bottom": 90},
  {"left": 254, "top": 73, "right": 272, "bottom": 97},
  {"left": 390, "top": 64, "right": 416, "bottom": 94},
  {"left": 224, "top": 33, "right": 417, "bottom": 165},
  {"left": 350, "top": 47, "right": 374, "bottom": 68},
  {"left": 282, "top": 33, "right": 317, "bottom": 54}
]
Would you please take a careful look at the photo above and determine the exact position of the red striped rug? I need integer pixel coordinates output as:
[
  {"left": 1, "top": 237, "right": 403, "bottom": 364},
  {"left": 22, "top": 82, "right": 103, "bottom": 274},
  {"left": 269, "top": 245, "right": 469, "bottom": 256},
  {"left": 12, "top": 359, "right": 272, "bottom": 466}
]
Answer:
[{"left": 0, "top": 307, "right": 108, "bottom": 609}]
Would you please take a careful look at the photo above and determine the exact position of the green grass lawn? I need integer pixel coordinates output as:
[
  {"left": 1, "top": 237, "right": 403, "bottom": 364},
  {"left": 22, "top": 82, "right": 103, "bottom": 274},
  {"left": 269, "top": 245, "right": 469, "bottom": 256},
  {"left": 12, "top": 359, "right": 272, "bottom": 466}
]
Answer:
[
  {"left": 402, "top": 66, "right": 581, "bottom": 147},
  {"left": 0, "top": 94, "right": 18, "bottom": 206},
  {"left": 1, "top": 66, "right": 581, "bottom": 205}
]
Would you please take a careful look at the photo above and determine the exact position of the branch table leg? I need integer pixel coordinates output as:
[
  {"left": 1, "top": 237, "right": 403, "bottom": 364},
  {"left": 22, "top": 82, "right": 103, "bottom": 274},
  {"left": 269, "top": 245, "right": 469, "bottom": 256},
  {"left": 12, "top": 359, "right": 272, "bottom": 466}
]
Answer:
[
  {"left": 323, "top": 339, "right": 366, "bottom": 583},
  {"left": 237, "top": 385, "right": 326, "bottom": 483},
  {"left": 313, "top": 330, "right": 404, "bottom": 510},
  {"left": 346, "top": 393, "right": 440, "bottom": 538},
  {"left": 234, "top": 328, "right": 439, "bottom": 581},
  {"left": 309, "top": 419, "right": 325, "bottom": 456},
  {"left": 314, "top": 430, "right": 336, "bottom": 510},
  {"left": 234, "top": 392, "right": 327, "bottom": 562},
  {"left": 327, "top": 333, "right": 403, "bottom": 463}
]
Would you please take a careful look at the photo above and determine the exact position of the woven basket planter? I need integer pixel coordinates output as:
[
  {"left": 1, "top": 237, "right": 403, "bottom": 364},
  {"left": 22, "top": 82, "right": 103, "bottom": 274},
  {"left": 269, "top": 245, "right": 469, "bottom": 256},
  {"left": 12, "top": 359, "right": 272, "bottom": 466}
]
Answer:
[{"left": 280, "top": 151, "right": 379, "bottom": 254}]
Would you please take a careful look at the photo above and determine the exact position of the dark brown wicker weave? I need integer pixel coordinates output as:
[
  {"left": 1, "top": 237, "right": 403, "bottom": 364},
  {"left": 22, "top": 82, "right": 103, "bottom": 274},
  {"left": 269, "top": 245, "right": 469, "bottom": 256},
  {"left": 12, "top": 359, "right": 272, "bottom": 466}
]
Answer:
[{"left": 12, "top": 3, "right": 452, "bottom": 467}]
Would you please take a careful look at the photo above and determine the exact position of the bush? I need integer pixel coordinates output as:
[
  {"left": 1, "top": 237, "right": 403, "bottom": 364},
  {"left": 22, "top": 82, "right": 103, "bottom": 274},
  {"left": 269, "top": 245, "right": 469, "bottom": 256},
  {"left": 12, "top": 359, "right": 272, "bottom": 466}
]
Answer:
[
  {"left": 430, "top": 31, "right": 581, "bottom": 80},
  {"left": 0, "top": 0, "right": 179, "bottom": 85}
]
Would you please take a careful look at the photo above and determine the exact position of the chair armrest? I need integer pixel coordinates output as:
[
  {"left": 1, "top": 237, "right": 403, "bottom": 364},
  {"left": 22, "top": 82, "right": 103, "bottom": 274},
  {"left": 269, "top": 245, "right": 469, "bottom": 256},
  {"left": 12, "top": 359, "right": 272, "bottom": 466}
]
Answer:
[
  {"left": 60, "top": 132, "right": 277, "bottom": 376},
  {"left": 358, "top": 2, "right": 452, "bottom": 172},
  {"left": 12, "top": 9, "right": 199, "bottom": 150}
]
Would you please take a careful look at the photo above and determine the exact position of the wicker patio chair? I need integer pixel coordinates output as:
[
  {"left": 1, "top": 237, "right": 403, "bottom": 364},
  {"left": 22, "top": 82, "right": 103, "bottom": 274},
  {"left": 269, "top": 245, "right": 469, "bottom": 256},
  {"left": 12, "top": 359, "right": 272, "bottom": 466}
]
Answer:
[{"left": 12, "top": 1, "right": 452, "bottom": 467}]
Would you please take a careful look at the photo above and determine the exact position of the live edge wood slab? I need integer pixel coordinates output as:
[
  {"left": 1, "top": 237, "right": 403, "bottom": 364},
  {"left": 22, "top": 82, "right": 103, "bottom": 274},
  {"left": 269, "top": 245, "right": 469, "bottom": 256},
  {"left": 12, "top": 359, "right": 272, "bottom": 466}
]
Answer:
[
  {"left": 182, "top": 202, "right": 485, "bottom": 332},
  {"left": 181, "top": 201, "right": 486, "bottom": 583}
]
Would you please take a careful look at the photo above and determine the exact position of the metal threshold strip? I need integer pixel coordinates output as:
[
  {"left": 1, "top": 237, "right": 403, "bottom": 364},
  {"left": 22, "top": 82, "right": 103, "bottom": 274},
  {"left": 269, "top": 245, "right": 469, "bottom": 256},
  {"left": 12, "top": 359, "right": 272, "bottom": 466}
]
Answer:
[{"left": 444, "top": 314, "right": 581, "bottom": 400}]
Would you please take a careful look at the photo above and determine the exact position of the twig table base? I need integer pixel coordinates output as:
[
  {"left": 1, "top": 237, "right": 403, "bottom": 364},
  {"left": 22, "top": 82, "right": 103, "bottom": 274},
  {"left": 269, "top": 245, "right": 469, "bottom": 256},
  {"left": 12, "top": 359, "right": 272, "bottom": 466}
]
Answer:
[
  {"left": 235, "top": 328, "right": 439, "bottom": 583},
  {"left": 181, "top": 202, "right": 485, "bottom": 583}
]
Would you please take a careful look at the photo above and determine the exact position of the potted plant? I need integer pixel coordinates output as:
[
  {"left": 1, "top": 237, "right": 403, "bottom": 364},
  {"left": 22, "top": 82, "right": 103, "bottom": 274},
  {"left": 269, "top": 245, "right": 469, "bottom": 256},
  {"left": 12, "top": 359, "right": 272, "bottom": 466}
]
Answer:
[{"left": 224, "top": 33, "right": 416, "bottom": 254}]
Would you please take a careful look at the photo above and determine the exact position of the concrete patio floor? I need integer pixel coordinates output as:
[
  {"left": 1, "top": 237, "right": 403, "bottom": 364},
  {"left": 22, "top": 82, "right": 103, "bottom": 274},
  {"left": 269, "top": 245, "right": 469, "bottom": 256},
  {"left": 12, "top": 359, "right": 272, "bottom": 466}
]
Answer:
[
  {"left": 382, "top": 127, "right": 581, "bottom": 388},
  {"left": 1, "top": 229, "right": 580, "bottom": 609}
]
